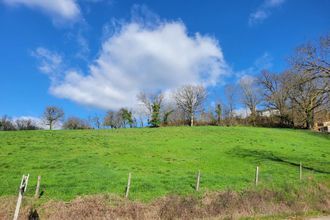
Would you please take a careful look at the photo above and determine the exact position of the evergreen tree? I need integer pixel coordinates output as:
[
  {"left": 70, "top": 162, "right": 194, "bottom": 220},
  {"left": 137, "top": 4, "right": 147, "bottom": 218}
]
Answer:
[
  {"left": 215, "top": 103, "right": 222, "bottom": 125},
  {"left": 149, "top": 103, "right": 161, "bottom": 127}
]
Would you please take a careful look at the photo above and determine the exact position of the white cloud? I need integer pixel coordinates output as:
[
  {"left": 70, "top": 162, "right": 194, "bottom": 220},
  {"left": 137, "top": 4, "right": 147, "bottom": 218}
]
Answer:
[
  {"left": 38, "top": 20, "right": 229, "bottom": 110},
  {"left": 265, "top": 0, "right": 286, "bottom": 7},
  {"left": 74, "top": 31, "right": 90, "bottom": 60},
  {"left": 239, "top": 74, "right": 256, "bottom": 86},
  {"left": 253, "top": 52, "right": 273, "bottom": 70},
  {"left": 2, "top": 0, "right": 80, "bottom": 24},
  {"left": 31, "top": 47, "right": 63, "bottom": 81},
  {"left": 249, "top": 0, "right": 285, "bottom": 26},
  {"left": 235, "top": 52, "right": 273, "bottom": 80}
]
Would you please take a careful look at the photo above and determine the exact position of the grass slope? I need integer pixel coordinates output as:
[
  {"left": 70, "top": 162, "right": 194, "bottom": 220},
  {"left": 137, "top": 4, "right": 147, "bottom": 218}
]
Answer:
[{"left": 0, "top": 126, "right": 329, "bottom": 201}]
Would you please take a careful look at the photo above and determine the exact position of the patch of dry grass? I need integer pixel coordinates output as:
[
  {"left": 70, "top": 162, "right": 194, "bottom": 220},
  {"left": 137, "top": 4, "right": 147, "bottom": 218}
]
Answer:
[{"left": 1, "top": 182, "right": 329, "bottom": 220}]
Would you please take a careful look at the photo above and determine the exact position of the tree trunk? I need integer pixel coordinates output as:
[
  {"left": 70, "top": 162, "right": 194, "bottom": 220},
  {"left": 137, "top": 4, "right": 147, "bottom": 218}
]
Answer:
[
  {"left": 49, "top": 122, "right": 53, "bottom": 130},
  {"left": 291, "top": 105, "right": 295, "bottom": 128},
  {"left": 251, "top": 109, "right": 257, "bottom": 126},
  {"left": 306, "top": 110, "right": 314, "bottom": 129},
  {"left": 190, "top": 114, "right": 194, "bottom": 126}
]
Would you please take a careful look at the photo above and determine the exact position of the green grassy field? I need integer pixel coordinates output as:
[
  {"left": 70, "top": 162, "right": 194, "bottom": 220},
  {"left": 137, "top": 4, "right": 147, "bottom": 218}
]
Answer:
[{"left": 0, "top": 126, "right": 329, "bottom": 202}]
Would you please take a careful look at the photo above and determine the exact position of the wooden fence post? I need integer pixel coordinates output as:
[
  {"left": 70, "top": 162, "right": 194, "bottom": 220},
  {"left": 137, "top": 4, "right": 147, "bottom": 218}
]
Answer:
[
  {"left": 125, "top": 173, "right": 131, "bottom": 198},
  {"left": 13, "top": 174, "right": 29, "bottom": 220},
  {"left": 300, "top": 162, "right": 302, "bottom": 181},
  {"left": 195, "top": 170, "right": 201, "bottom": 191},
  {"left": 255, "top": 166, "right": 259, "bottom": 186},
  {"left": 35, "top": 176, "right": 41, "bottom": 198}
]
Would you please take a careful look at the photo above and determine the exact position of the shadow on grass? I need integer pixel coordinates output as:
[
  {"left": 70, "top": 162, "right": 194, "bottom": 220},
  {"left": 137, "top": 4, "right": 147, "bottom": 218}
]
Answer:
[
  {"left": 301, "top": 129, "right": 330, "bottom": 140},
  {"left": 228, "top": 147, "right": 330, "bottom": 174}
]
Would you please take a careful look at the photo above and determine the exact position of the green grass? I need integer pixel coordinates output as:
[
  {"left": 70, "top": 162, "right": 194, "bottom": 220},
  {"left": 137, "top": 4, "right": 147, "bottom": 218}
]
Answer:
[{"left": 0, "top": 126, "right": 329, "bottom": 202}]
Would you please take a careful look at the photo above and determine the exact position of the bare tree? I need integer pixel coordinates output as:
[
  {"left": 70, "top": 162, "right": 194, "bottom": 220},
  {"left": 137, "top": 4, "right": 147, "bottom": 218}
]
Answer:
[
  {"left": 199, "top": 107, "right": 216, "bottom": 125},
  {"left": 134, "top": 107, "right": 147, "bottom": 127},
  {"left": 103, "top": 110, "right": 126, "bottom": 129},
  {"left": 165, "top": 107, "right": 187, "bottom": 126},
  {"left": 162, "top": 102, "right": 175, "bottom": 126},
  {"left": 137, "top": 92, "right": 163, "bottom": 114},
  {"left": 42, "top": 106, "right": 64, "bottom": 130},
  {"left": 15, "top": 119, "right": 40, "bottom": 130},
  {"left": 0, "top": 115, "right": 16, "bottom": 131},
  {"left": 287, "top": 34, "right": 330, "bottom": 129},
  {"left": 89, "top": 114, "right": 102, "bottom": 129},
  {"left": 63, "top": 117, "right": 90, "bottom": 130},
  {"left": 137, "top": 91, "right": 164, "bottom": 127},
  {"left": 224, "top": 84, "right": 237, "bottom": 125},
  {"left": 174, "top": 85, "right": 207, "bottom": 126},
  {"left": 258, "top": 70, "right": 292, "bottom": 126},
  {"left": 239, "top": 76, "right": 261, "bottom": 125},
  {"left": 287, "top": 71, "right": 328, "bottom": 129},
  {"left": 290, "top": 34, "right": 330, "bottom": 84}
]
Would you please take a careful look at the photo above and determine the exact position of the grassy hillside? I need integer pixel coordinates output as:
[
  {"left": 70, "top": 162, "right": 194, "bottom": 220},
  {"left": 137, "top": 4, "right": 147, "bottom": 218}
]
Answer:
[{"left": 0, "top": 126, "right": 329, "bottom": 201}]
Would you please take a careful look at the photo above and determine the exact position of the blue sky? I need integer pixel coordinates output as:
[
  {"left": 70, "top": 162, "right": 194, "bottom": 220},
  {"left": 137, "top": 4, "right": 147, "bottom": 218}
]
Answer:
[{"left": 0, "top": 0, "right": 329, "bottom": 119}]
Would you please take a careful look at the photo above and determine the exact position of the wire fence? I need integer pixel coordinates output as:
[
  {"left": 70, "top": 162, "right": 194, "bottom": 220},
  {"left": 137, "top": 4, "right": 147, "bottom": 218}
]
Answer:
[{"left": 1, "top": 161, "right": 318, "bottom": 200}]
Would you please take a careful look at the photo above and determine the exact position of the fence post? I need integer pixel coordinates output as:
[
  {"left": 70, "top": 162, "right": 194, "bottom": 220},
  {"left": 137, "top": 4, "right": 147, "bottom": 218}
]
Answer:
[
  {"left": 125, "top": 173, "right": 131, "bottom": 198},
  {"left": 300, "top": 162, "right": 302, "bottom": 181},
  {"left": 195, "top": 170, "right": 201, "bottom": 191},
  {"left": 255, "top": 166, "right": 259, "bottom": 186},
  {"left": 35, "top": 176, "right": 41, "bottom": 198},
  {"left": 13, "top": 174, "right": 29, "bottom": 220}
]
